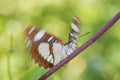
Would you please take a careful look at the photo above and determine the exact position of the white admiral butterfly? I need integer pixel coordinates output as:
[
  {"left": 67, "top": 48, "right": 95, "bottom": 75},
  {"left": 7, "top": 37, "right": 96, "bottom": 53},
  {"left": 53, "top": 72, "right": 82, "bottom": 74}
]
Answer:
[{"left": 24, "top": 17, "right": 80, "bottom": 69}]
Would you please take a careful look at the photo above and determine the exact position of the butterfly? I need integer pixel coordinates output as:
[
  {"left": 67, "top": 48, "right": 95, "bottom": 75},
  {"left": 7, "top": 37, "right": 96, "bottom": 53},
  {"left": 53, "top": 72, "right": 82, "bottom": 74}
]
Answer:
[{"left": 24, "top": 17, "right": 80, "bottom": 69}]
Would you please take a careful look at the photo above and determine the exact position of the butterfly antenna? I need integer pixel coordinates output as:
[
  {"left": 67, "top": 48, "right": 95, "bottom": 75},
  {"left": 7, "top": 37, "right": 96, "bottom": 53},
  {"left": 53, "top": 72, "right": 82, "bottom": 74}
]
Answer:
[{"left": 77, "top": 32, "right": 90, "bottom": 40}]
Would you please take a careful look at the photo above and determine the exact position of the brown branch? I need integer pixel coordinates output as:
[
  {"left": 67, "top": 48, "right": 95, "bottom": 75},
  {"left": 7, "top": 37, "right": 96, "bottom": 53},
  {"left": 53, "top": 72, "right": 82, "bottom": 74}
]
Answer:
[{"left": 39, "top": 11, "right": 120, "bottom": 80}]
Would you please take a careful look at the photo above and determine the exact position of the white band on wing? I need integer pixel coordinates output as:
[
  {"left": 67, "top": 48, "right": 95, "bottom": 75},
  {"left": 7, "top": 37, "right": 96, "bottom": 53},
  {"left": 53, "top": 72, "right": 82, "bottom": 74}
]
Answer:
[
  {"left": 71, "top": 23, "right": 79, "bottom": 32},
  {"left": 34, "top": 29, "right": 46, "bottom": 41}
]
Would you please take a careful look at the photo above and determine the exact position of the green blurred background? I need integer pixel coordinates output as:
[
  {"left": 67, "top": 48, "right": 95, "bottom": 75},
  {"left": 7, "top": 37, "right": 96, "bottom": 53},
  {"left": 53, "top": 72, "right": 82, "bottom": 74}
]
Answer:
[{"left": 0, "top": 0, "right": 120, "bottom": 80}]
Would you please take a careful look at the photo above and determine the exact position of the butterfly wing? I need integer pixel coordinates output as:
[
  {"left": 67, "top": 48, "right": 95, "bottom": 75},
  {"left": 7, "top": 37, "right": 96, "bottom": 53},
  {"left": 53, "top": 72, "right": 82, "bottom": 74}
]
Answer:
[
  {"left": 24, "top": 26, "right": 65, "bottom": 68},
  {"left": 64, "top": 17, "right": 80, "bottom": 55}
]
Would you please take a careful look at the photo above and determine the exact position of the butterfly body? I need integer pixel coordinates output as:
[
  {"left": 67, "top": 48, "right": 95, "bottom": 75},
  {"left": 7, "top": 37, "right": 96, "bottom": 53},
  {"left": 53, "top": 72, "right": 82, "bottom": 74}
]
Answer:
[{"left": 24, "top": 17, "right": 80, "bottom": 69}]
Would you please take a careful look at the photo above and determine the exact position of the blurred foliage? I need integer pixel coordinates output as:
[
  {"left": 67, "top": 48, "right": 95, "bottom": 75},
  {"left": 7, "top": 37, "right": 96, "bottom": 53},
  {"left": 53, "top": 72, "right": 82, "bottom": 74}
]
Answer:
[{"left": 0, "top": 0, "right": 120, "bottom": 80}]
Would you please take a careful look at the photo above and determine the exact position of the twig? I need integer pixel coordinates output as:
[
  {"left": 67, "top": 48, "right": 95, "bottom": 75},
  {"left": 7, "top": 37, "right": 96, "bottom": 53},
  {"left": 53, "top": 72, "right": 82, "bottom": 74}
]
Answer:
[{"left": 39, "top": 11, "right": 120, "bottom": 80}]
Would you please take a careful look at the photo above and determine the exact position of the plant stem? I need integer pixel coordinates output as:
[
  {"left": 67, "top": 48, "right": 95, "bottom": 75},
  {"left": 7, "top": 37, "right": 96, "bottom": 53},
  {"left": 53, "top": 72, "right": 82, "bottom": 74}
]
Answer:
[
  {"left": 7, "top": 34, "right": 13, "bottom": 80},
  {"left": 39, "top": 11, "right": 120, "bottom": 80},
  {"left": 7, "top": 54, "right": 12, "bottom": 80}
]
